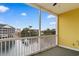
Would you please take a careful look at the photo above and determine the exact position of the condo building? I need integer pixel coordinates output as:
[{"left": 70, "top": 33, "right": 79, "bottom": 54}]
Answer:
[{"left": 0, "top": 24, "right": 15, "bottom": 39}]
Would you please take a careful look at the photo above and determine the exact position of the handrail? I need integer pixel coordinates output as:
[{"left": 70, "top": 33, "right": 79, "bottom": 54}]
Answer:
[
  {"left": 0, "top": 35, "right": 55, "bottom": 42},
  {"left": 0, "top": 34, "right": 56, "bottom": 56}
]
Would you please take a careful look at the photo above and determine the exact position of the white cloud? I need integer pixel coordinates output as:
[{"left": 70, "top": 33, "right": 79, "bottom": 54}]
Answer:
[
  {"left": 47, "top": 15, "right": 56, "bottom": 19},
  {"left": 0, "top": 5, "right": 9, "bottom": 13},
  {"left": 49, "top": 22, "right": 56, "bottom": 29},
  {"left": 21, "top": 13, "right": 27, "bottom": 16},
  {"left": 49, "top": 22, "right": 56, "bottom": 25}
]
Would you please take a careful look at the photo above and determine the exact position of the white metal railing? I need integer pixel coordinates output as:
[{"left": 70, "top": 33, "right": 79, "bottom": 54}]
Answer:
[{"left": 0, "top": 35, "right": 56, "bottom": 56}]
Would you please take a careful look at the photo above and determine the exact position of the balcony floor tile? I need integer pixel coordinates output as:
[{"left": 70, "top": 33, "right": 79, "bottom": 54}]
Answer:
[{"left": 33, "top": 46, "right": 79, "bottom": 56}]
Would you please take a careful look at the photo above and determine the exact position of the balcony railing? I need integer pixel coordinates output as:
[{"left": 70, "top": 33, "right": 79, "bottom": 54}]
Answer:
[{"left": 0, "top": 35, "right": 56, "bottom": 56}]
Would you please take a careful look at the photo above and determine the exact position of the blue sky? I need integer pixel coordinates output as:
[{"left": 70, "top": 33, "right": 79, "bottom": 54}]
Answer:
[{"left": 0, "top": 3, "right": 56, "bottom": 30}]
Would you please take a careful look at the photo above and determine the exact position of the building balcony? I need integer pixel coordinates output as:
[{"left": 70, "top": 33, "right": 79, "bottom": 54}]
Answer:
[{"left": 0, "top": 3, "right": 79, "bottom": 56}]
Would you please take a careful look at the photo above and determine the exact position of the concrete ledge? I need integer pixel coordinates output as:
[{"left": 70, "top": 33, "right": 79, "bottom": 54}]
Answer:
[{"left": 59, "top": 45, "right": 79, "bottom": 52}]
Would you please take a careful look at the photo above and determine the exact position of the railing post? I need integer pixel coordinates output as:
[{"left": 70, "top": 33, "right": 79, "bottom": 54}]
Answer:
[{"left": 1, "top": 42, "right": 2, "bottom": 56}]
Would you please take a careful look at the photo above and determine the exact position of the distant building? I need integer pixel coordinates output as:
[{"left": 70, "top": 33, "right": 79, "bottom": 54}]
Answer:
[
  {"left": 0, "top": 24, "right": 15, "bottom": 39},
  {"left": 15, "top": 28, "right": 21, "bottom": 37}
]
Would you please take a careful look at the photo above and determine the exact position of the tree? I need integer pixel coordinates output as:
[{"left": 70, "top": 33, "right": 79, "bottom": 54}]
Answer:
[
  {"left": 21, "top": 28, "right": 30, "bottom": 37},
  {"left": 52, "top": 29, "right": 56, "bottom": 34},
  {"left": 21, "top": 26, "right": 38, "bottom": 37},
  {"left": 43, "top": 28, "right": 56, "bottom": 35}
]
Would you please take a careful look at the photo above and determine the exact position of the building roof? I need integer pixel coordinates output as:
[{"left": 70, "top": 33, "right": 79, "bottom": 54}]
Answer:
[{"left": 0, "top": 24, "right": 15, "bottom": 29}]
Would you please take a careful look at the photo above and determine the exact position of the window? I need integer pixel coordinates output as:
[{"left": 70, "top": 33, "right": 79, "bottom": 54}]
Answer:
[{"left": 41, "top": 10, "right": 56, "bottom": 35}]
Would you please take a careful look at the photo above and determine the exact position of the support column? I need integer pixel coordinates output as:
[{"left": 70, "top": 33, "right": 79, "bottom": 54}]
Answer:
[
  {"left": 38, "top": 9, "right": 41, "bottom": 50},
  {"left": 39, "top": 9, "right": 41, "bottom": 37}
]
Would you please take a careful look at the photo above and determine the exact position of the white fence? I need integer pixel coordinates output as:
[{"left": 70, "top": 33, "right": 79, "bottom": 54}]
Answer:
[{"left": 0, "top": 35, "right": 56, "bottom": 56}]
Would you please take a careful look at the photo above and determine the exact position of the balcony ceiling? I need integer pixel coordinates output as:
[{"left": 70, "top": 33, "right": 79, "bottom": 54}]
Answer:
[{"left": 28, "top": 3, "right": 79, "bottom": 15}]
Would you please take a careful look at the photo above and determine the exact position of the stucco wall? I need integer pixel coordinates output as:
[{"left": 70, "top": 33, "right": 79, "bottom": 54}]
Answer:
[{"left": 58, "top": 8, "right": 79, "bottom": 49}]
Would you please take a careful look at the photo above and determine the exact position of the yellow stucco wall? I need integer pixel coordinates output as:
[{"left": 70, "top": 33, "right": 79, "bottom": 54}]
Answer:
[{"left": 58, "top": 8, "right": 79, "bottom": 49}]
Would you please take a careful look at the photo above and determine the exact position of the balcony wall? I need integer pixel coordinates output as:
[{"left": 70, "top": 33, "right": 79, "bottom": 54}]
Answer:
[{"left": 58, "top": 8, "right": 79, "bottom": 49}]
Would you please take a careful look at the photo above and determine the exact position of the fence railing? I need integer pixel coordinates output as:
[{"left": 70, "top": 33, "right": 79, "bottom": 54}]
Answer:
[{"left": 0, "top": 35, "right": 56, "bottom": 56}]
